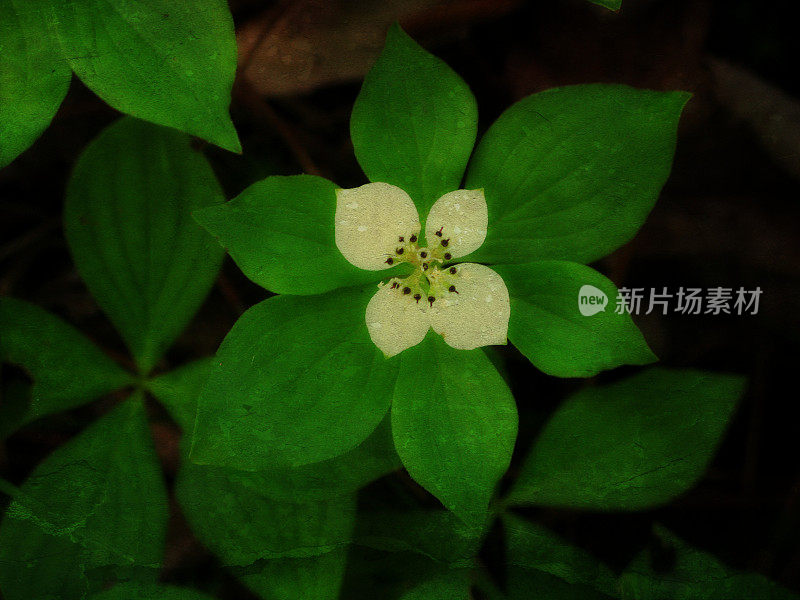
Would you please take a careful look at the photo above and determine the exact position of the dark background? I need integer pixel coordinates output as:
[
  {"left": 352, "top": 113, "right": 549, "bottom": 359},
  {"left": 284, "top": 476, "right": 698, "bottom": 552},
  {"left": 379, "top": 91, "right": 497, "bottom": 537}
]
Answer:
[{"left": 1, "top": 0, "right": 799, "bottom": 596}]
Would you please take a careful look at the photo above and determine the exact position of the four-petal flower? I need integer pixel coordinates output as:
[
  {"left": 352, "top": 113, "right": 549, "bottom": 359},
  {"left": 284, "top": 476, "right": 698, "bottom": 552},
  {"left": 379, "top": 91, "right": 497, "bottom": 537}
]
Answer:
[{"left": 335, "top": 182, "right": 510, "bottom": 357}]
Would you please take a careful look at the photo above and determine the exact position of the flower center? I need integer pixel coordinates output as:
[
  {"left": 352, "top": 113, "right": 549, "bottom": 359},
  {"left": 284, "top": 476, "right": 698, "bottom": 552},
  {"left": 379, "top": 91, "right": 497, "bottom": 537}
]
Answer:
[{"left": 381, "top": 231, "right": 459, "bottom": 307}]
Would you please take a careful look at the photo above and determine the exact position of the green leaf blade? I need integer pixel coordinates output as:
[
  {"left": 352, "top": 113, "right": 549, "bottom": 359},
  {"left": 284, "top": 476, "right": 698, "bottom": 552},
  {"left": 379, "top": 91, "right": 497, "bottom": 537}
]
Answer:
[
  {"left": 495, "top": 261, "right": 656, "bottom": 377},
  {"left": 0, "top": 297, "right": 131, "bottom": 435},
  {"left": 351, "top": 24, "right": 478, "bottom": 215},
  {"left": 590, "top": 0, "right": 622, "bottom": 10},
  {"left": 355, "top": 509, "right": 483, "bottom": 567},
  {"left": 391, "top": 334, "right": 518, "bottom": 524},
  {"left": 465, "top": 85, "right": 689, "bottom": 264},
  {"left": 504, "top": 514, "right": 618, "bottom": 599},
  {"left": 252, "top": 415, "right": 401, "bottom": 502},
  {"left": 0, "top": 1, "right": 70, "bottom": 168},
  {"left": 177, "top": 455, "right": 355, "bottom": 600},
  {"left": 194, "top": 175, "right": 390, "bottom": 295},
  {"left": 89, "top": 582, "right": 218, "bottom": 600},
  {"left": 52, "top": 0, "right": 240, "bottom": 151},
  {"left": 399, "top": 571, "right": 472, "bottom": 600},
  {"left": 64, "top": 117, "right": 226, "bottom": 375},
  {"left": 190, "top": 286, "right": 400, "bottom": 470},
  {"left": 0, "top": 395, "right": 168, "bottom": 600},
  {"left": 149, "top": 357, "right": 401, "bottom": 500},
  {"left": 507, "top": 368, "right": 746, "bottom": 510}
]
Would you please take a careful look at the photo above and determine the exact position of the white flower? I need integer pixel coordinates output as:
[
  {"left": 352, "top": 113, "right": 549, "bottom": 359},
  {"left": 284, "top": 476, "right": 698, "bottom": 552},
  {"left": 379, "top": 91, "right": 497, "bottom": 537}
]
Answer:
[{"left": 335, "top": 182, "right": 510, "bottom": 357}]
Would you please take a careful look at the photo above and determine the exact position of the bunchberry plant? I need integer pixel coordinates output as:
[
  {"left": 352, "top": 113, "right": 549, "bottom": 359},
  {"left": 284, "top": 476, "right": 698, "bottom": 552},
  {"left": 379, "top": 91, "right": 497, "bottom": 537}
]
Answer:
[
  {"left": 1, "top": 11, "right": 797, "bottom": 600},
  {"left": 191, "top": 24, "right": 683, "bottom": 525},
  {"left": 0, "top": 117, "right": 227, "bottom": 600}
]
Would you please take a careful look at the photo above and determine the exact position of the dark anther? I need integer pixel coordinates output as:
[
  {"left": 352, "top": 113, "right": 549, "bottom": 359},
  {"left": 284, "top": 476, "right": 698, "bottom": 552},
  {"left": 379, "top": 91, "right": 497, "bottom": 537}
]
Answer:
[
  {"left": 410, "top": 234, "right": 417, "bottom": 242},
  {"left": 398, "top": 236, "right": 404, "bottom": 242},
  {"left": 444, "top": 252, "right": 452, "bottom": 260},
  {"left": 448, "top": 285, "right": 458, "bottom": 294},
  {"left": 396, "top": 247, "right": 404, "bottom": 255},
  {"left": 428, "top": 296, "right": 436, "bottom": 307},
  {"left": 385, "top": 257, "right": 394, "bottom": 265},
  {"left": 449, "top": 267, "right": 457, "bottom": 274},
  {"left": 420, "top": 251, "right": 428, "bottom": 258},
  {"left": 435, "top": 227, "right": 443, "bottom": 237},
  {"left": 413, "top": 293, "right": 421, "bottom": 303},
  {"left": 403, "top": 287, "right": 411, "bottom": 295},
  {"left": 391, "top": 282, "right": 399, "bottom": 289},
  {"left": 441, "top": 238, "right": 450, "bottom": 247},
  {"left": 422, "top": 263, "right": 429, "bottom": 270}
]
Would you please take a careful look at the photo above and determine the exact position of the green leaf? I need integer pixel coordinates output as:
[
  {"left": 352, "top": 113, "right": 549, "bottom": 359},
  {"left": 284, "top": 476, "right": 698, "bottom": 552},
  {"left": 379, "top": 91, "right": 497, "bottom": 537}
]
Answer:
[
  {"left": 147, "top": 356, "right": 215, "bottom": 431},
  {"left": 0, "top": 1, "right": 70, "bottom": 168},
  {"left": 504, "top": 513, "right": 618, "bottom": 599},
  {"left": 494, "top": 261, "right": 656, "bottom": 377},
  {"left": 392, "top": 333, "right": 517, "bottom": 524},
  {"left": 51, "top": 0, "right": 240, "bottom": 152},
  {"left": 465, "top": 85, "right": 689, "bottom": 264},
  {"left": 149, "top": 357, "right": 401, "bottom": 500},
  {"left": 195, "top": 175, "right": 390, "bottom": 295},
  {"left": 355, "top": 509, "right": 482, "bottom": 567},
  {"left": 0, "top": 297, "right": 131, "bottom": 435},
  {"left": 351, "top": 23, "right": 478, "bottom": 215},
  {"left": 0, "top": 395, "right": 168, "bottom": 600},
  {"left": 190, "top": 286, "right": 400, "bottom": 470},
  {"left": 250, "top": 415, "right": 401, "bottom": 502},
  {"left": 177, "top": 462, "right": 355, "bottom": 561},
  {"left": 507, "top": 368, "right": 746, "bottom": 510},
  {"left": 342, "top": 545, "right": 464, "bottom": 600},
  {"left": 177, "top": 454, "right": 354, "bottom": 600},
  {"left": 620, "top": 526, "right": 800, "bottom": 600},
  {"left": 64, "top": 117, "right": 226, "bottom": 375},
  {"left": 590, "top": 0, "right": 622, "bottom": 10},
  {"left": 191, "top": 419, "right": 399, "bottom": 503},
  {"left": 88, "top": 582, "right": 218, "bottom": 600},
  {"left": 398, "top": 571, "right": 472, "bottom": 600},
  {"left": 237, "top": 552, "right": 351, "bottom": 600}
]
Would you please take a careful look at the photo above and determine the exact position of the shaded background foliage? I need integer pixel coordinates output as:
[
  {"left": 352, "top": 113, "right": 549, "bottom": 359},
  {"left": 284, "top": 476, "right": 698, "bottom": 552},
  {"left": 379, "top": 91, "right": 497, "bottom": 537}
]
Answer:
[{"left": 1, "top": 0, "right": 799, "bottom": 597}]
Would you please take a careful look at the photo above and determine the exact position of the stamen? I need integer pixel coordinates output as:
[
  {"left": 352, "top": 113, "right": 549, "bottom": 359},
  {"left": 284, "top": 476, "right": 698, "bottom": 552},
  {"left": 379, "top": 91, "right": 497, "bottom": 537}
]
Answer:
[
  {"left": 385, "top": 257, "right": 393, "bottom": 265},
  {"left": 422, "top": 263, "right": 429, "bottom": 271},
  {"left": 396, "top": 247, "right": 404, "bottom": 255},
  {"left": 444, "top": 252, "right": 452, "bottom": 261},
  {"left": 403, "top": 287, "right": 411, "bottom": 295},
  {"left": 391, "top": 281, "right": 399, "bottom": 289},
  {"left": 420, "top": 251, "right": 428, "bottom": 259},
  {"left": 449, "top": 267, "right": 457, "bottom": 274},
  {"left": 410, "top": 234, "right": 417, "bottom": 243},
  {"left": 441, "top": 239, "right": 449, "bottom": 247},
  {"left": 398, "top": 236, "right": 404, "bottom": 242},
  {"left": 448, "top": 285, "right": 458, "bottom": 294},
  {"left": 413, "top": 293, "right": 421, "bottom": 303},
  {"left": 435, "top": 227, "right": 443, "bottom": 237},
  {"left": 428, "top": 296, "right": 435, "bottom": 307}
]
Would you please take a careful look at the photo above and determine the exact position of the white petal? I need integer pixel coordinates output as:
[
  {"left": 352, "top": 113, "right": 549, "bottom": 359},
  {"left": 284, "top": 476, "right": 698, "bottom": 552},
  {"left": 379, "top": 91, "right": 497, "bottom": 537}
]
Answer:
[
  {"left": 429, "top": 263, "right": 509, "bottom": 350},
  {"left": 424, "top": 189, "right": 488, "bottom": 258},
  {"left": 335, "top": 183, "right": 420, "bottom": 270},
  {"left": 365, "top": 283, "right": 430, "bottom": 358}
]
